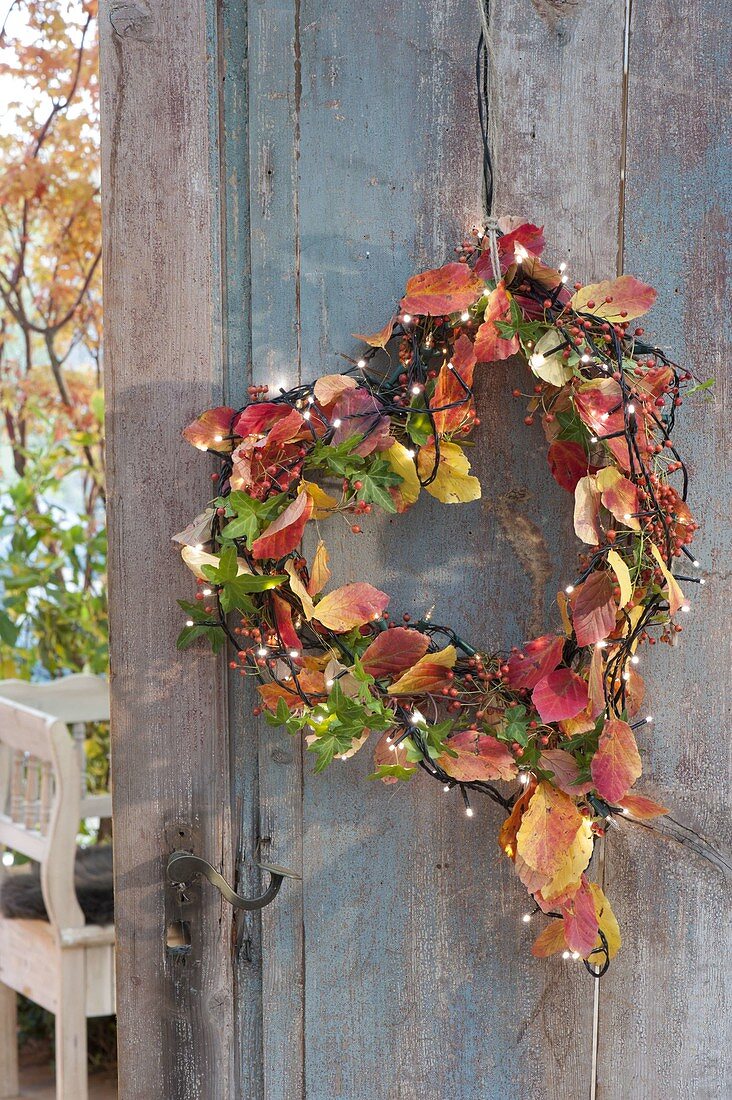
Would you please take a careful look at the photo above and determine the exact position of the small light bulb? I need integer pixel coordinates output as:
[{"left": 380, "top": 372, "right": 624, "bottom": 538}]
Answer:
[
  {"left": 443, "top": 784, "right": 450, "bottom": 792},
  {"left": 622, "top": 671, "right": 631, "bottom": 681},
  {"left": 601, "top": 412, "right": 610, "bottom": 421},
  {"left": 596, "top": 640, "right": 607, "bottom": 649},
  {"left": 622, "top": 807, "right": 631, "bottom": 815},
  {"left": 571, "top": 952, "right": 580, "bottom": 960},
  {"left": 196, "top": 442, "right": 208, "bottom": 451},
  {"left": 692, "top": 559, "right": 700, "bottom": 568},
  {"left": 402, "top": 313, "right": 412, "bottom": 324},
  {"left": 627, "top": 403, "right": 636, "bottom": 414},
  {"left": 340, "top": 755, "right": 348, "bottom": 761},
  {"left": 624, "top": 512, "right": 633, "bottom": 520},
  {"left": 257, "top": 646, "right": 268, "bottom": 657},
  {"left": 560, "top": 274, "right": 568, "bottom": 283},
  {"left": 410, "top": 709, "right": 425, "bottom": 725},
  {"left": 645, "top": 715, "right": 654, "bottom": 724},
  {"left": 325, "top": 678, "right": 334, "bottom": 688},
  {"left": 389, "top": 743, "right": 397, "bottom": 752},
  {"left": 562, "top": 951, "right": 571, "bottom": 960},
  {"left": 581, "top": 353, "right": 591, "bottom": 363},
  {"left": 460, "top": 310, "right": 470, "bottom": 322},
  {"left": 565, "top": 585, "right": 574, "bottom": 594},
  {"left": 214, "top": 434, "right": 223, "bottom": 443},
  {"left": 529, "top": 352, "right": 546, "bottom": 369},
  {"left": 406, "top": 448, "right": 416, "bottom": 458},
  {"left": 465, "top": 806, "right": 474, "bottom": 818},
  {"left": 681, "top": 603, "right": 691, "bottom": 613},
  {"left": 289, "top": 648, "right": 300, "bottom": 659},
  {"left": 631, "top": 654, "right": 640, "bottom": 665},
  {"left": 357, "top": 358, "right": 366, "bottom": 369},
  {"left": 559, "top": 261, "right": 567, "bottom": 272},
  {"left": 202, "top": 587, "right": 212, "bottom": 596},
  {"left": 186, "top": 619, "right": 194, "bottom": 627},
  {"left": 303, "top": 409, "right": 311, "bottom": 420},
  {"left": 590, "top": 435, "right": 598, "bottom": 443},
  {"left": 519, "top": 773, "right": 529, "bottom": 786},
  {"left": 194, "top": 543, "right": 204, "bottom": 551},
  {"left": 522, "top": 913, "right": 532, "bottom": 924},
  {"left": 307, "top": 395, "right": 315, "bottom": 404},
  {"left": 699, "top": 578, "right": 706, "bottom": 585},
  {"left": 514, "top": 243, "right": 529, "bottom": 263},
  {"left": 332, "top": 417, "right": 342, "bottom": 428}
]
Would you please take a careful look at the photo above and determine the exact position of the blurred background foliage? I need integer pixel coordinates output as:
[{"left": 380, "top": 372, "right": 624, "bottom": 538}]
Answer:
[{"left": 0, "top": 0, "right": 113, "bottom": 1069}]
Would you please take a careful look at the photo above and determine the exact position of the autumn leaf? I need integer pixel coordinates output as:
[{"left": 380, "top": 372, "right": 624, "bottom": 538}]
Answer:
[
  {"left": 505, "top": 634, "right": 565, "bottom": 691},
  {"left": 272, "top": 594, "right": 302, "bottom": 655},
  {"left": 285, "top": 559, "right": 316, "bottom": 619},
  {"left": 539, "top": 748, "right": 592, "bottom": 797},
  {"left": 251, "top": 492, "right": 313, "bottom": 560},
  {"left": 370, "top": 731, "right": 416, "bottom": 784},
  {"left": 431, "top": 334, "right": 477, "bottom": 435},
  {"left": 574, "top": 475, "right": 601, "bottom": 545},
  {"left": 570, "top": 571, "right": 617, "bottom": 646},
  {"left": 515, "top": 782, "right": 584, "bottom": 881},
  {"left": 473, "top": 282, "right": 519, "bottom": 362},
  {"left": 313, "top": 373, "right": 357, "bottom": 406},
  {"left": 387, "top": 644, "right": 457, "bottom": 695},
  {"left": 438, "top": 730, "right": 518, "bottom": 782},
  {"left": 561, "top": 877, "right": 599, "bottom": 956},
  {"left": 181, "top": 544, "right": 248, "bottom": 580},
  {"left": 352, "top": 316, "right": 396, "bottom": 348},
  {"left": 541, "top": 818, "right": 594, "bottom": 902},
  {"left": 308, "top": 540, "right": 331, "bottom": 596},
  {"left": 596, "top": 466, "right": 640, "bottom": 530},
  {"left": 384, "top": 441, "right": 421, "bottom": 512},
  {"left": 547, "top": 439, "right": 591, "bottom": 494},
  {"left": 531, "top": 920, "right": 567, "bottom": 958},
  {"left": 312, "top": 583, "right": 389, "bottom": 633},
  {"left": 532, "top": 669, "right": 589, "bottom": 724},
  {"left": 417, "top": 441, "right": 481, "bottom": 504},
  {"left": 298, "top": 480, "right": 339, "bottom": 520},
  {"left": 474, "top": 221, "right": 546, "bottom": 279},
  {"left": 574, "top": 378, "right": 650, "bottom": 471},
  {"left": 649, "top": 542, "right": 688, "bottom": 615},
  {"left": 257, "top": 669, "right": 326, "bottom": 712},
  {"left": 528, "top": 328, "right": 573, "bottom": 387},
  {"left": 183, "top": 406, "right": 235, "bottom": 451},
  {"left": 607, "top": 549, "right": 633, "bottom": 609},
  {"left": 587, "top": 882, "right": 621, "bottom": 961},
  {"left": 400, "top": 262, "right": 485, "bottom": 316},
  {"left": 172, "top": 508, "right": 214, "bottom": 548},
  {"left": 591, "top": 718, "right": 642, "bottom": 802},
  {"left": 331, "top": 388, "right": 392, "bottom": 455},
  {"left": 569, "top": 275, "right": 657, "bottom": 322},
  {"left": 498, "top": 782, "right": 535, "bottom": 861},
  {"left": 361, "top": 627, "right": 430, "bottom": 678},
  {"left": 616, "top": 792, "right": 668, "bottom": 819},
  {"left": 232, "top": 402, "right": 293, "bottom": 438},
  {"left": 587, "top": 643, "right": 606, "bottom": 718}
]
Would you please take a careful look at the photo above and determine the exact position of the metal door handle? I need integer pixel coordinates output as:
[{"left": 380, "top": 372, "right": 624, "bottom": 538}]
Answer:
[{"left": 166, "top": 850, "right": 300, "bottom": 911}]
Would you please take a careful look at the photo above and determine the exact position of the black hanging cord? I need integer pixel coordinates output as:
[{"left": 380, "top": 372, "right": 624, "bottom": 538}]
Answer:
[{"left": 476, "top": 17, "right": 494, "bottom": 216}]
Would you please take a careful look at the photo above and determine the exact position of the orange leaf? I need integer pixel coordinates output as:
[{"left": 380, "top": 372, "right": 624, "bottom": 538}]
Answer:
[
  {"left": 251, "top": 492, "right": 313, "bottom": 560},
  {"left": 560, "top": 876, "right": 599, "bottom": 955},
  {"left": 531, "top": 920, "right": 567, "bottom": 958},
  {"left": 387, "top": 644, "right": 457, "bottom": 695},
  {"left": 591, "top": 718, "right": 642, "bottom": 802},
  {"left": 312, "top": 374, "right": 357, "bottom": 406},
  {"left": 308, "top": 539, "right": 331, "bottom": 596},
  {"left": 437, "top": 731, "right": 518, "bottom": 782},
  {"left": 498, "top": 782, "right": 535, "bottom": 860},
  {"left": 616, "top": 792, "right": 668, "bottom": 819},
  {"left": 360, "top": 627, "right": 430, "bottom": 678},
  {"left": 257, "top": 670, "right": 326, "bottom": 712},
  {"left": 515, "top": 782, "right": 584, "bottom": 880},
  {"left": 183, "top": 406, "right": 235, "bottom": 451},
  {"left": 596, "top": 466, "right": 640, "bottom": 530},
  {"left": 473, "top": 282, "right": 519, "bottom": 362},
  {"left": 569, "top": 275, "right": 657, "bottom": 322},
  {"left": 400, "top": 262, "right": 485, "bottom": 316},
  {"left": 649, "top": 542, "right": 688, "bottom": 615},
  {"left": 352, "top": 316, "right": 396, "bottom": 348},
  {"left": 312, "top": 583, "right": 389, "bottom": 633},
  {"left": 431, "top": 334, "right": 477, "bottom": 435},
  {"left": 539, "top": 749, "right": 592, "bottom": 797}
]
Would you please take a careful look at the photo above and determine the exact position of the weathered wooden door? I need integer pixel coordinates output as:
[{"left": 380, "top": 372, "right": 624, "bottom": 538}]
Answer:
[{"left": 100, "top": 1, "right": 730, "bottom": 1097}]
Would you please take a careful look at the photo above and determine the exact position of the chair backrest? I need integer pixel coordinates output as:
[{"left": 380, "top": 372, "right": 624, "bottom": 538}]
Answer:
[{"left": 0, "top": 675, "right": 110, "bottom": 931}]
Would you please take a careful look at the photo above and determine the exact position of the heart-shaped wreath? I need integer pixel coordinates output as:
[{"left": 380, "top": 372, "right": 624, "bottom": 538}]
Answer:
[{"left": 175, "top": 218, "right": 702, "bottom": 974}]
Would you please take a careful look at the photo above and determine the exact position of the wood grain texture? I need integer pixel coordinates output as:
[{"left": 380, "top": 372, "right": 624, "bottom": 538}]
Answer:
[
  {"left": 100, "top": 2, "right": 235, "bottom": 1096},
  {"left": 596, "top": 1, "right": 732, "bottom": 1096}
]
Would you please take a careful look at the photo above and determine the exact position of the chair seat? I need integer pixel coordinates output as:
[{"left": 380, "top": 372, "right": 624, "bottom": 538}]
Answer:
[{"left": 0, "top": 845, "right": 114, "bottom": 925}]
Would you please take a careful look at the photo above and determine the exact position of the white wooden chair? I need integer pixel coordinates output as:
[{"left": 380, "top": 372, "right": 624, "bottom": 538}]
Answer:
[{"left": 0, "top": 674, "right": 113, "bottom": 1100}]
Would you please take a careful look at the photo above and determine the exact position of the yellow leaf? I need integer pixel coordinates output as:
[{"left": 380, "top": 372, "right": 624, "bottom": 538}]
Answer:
[
  {"left": 621, "top": 604, "right": 644, "bottom": 653},
  {"left": 541, "top": 818, "right": 594, "bottom": 901},
  {"left": 417, "top": 441, "right": 481, "bottom": 504},
  {"left": 607, "top": 549, "right": 633, "bottom": 609},
  {"left": 387, "top": 644, "right": 457, "bottom": 695},
  {"left": 532, "top": 920, "right": 568, "bottom": 959},
  {"left": 557, "top": 591, "right": 573, "bottom": 637},
  {"left": 285, "top": 560, "right": 316, "bottom": 619},
  {"left": 299, "top": 480, "right": 339, "bottom": 519},
  {"left": 528, "top": 329, "right": 573, "bottom": 388},
  {"left": 587, "top": 882, "right": 621, "bottom": 961},
  {"left": 384, "top": 441, "right": 421, "bottom": 510},
  {"left": 308, "top": 540, "right": 331, "bottom": 596},
  {"left": 181, "top": 545, "right": 249, "bottom": 580},
  {"left": 516, "top": 782, "right": 584, "bottom": 880},
  {"left": 649, "top": 542, "right": 687, "bottom": 615}
]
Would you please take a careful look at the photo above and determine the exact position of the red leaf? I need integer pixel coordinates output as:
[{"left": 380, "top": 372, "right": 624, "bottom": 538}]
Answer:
[
  {"left": 183, "top": 406, "right": 235, "bottom": 451},
  {"left": 532, "top": 669, "right": 589, "bottom": 724},
  {"left": 438, "top": 731, "right": 518, "bottom": 782},
  {"left": 547, "top": 440, "right": 591, "bottom": 493},
  {"left": 360, "top": 627, "right": 430, "bottom": 678},
  {"left": 474, "top": 221, "right": 546, "bottom": 279},
  {"left": 400, "top": 262, "right": 485, "bottom": 316},
  {"left": 574, "top": 378, "right": 651, "bottom": 471},
  {"left": 616, "top": 792, "right": 668, "bottom": 819},
  {"left": 272, "top": 594, "right": 302, "bottom": 657},
  {"left": 570, "top": 571, "right": 617, "bottom": 647},
  {"left": 251, "top": 492, "right": 313, "bottom": 560},
  {"left": 312, "top": 373, "right": 357, "bottom": 407},
  {"left": 474, "top": 282, "right": 519, "bottom": 362},
  {"left": 312, "top": 583, "right": 389, "bottom": 633},
  {"left": 539, "top": 749, "right": 592, "bottom": 796},
  {"left": 597, "top": 466, "right": 640, "bottom": 530},
  {"left": 266, "top": 407, "right": 310, "bottom": 446},
  {"left": 505, "top": 634, "right": 565, "bottom": 691},
  {"left": 331, "top": 388, "right": 391, "bottom": 455},
  {"left": 591, "top": 718, "right": 642, "bottom": 802},
  {"left": 431, "top": 334, "right": 477, "bottom": 435},
  {"left": 561, "top": 877, "right": 599, "bottom": 956},
  {"left": 231, "top": 402, "right": 292, "bottom": 438}
]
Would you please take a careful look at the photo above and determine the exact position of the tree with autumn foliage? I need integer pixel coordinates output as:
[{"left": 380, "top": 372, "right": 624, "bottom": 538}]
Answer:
[{"left": 0, "top": 0, "right": 106, "bottom": 678}]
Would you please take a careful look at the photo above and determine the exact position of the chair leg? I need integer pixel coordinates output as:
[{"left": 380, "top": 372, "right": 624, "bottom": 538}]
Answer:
[
  {"left": 0, "top": 981, "right": 19, "bottom": 1099},
  {"left": 55, "top": 948, "right": 87, "bottom": 1100}
]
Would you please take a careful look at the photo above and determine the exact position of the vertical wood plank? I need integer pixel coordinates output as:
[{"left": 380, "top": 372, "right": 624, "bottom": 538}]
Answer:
[
  {"left": 99, "top": 2, "right": 235, "bottom": 1095},
  {"left": 597, "top": 2, "right": 732, "bottom": 1096}
]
